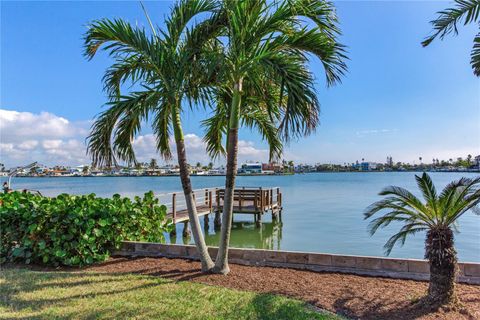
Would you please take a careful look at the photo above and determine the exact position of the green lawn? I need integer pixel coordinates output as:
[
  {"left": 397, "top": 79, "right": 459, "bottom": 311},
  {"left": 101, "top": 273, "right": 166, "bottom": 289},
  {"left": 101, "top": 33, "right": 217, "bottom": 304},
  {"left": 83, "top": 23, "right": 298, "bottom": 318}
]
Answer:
[{"left": 0, "top": 268, "right": 339, "bottom": 320}]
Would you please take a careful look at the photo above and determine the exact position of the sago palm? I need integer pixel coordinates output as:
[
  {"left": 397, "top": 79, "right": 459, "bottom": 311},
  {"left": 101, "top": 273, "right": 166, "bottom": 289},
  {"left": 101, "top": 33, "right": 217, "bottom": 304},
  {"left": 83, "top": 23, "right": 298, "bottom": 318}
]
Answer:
[
  {"left": 422, "top": 0, "right": 480, "bottom": 76},
  {"left": 364, "top": 173, "right": 480, "bottom": 306},
  {"left": 206, "top": 0, "right": 347, "bottom": 274},
  {"left": 83, "top": 0, "right": 220, "bottom": 272}
]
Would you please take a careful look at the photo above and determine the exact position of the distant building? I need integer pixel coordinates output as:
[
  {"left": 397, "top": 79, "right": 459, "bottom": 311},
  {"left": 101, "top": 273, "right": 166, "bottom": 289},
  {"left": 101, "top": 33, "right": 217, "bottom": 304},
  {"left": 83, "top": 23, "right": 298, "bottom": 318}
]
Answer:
[
  {"left": 238, "top": 163, "right": 262, "bottom": 174},
  {"left": 352, "top": 162, "right": 378, "bottom": 171},
  {"left": 262, "top": 162, "right": 284, "bottom": 173}
]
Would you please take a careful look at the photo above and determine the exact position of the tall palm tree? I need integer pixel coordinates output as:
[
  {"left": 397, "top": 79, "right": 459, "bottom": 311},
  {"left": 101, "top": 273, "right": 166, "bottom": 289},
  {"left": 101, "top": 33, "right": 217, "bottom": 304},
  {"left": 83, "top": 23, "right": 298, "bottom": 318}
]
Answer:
[
  {"left": 364, "top": 173, "right": 480, "bottom": 305},
  {"left": 422, "top": 0, "right": 480, "bottom": 76},
  {"left": 83, "top": 0, "right": 220, "bottom": 272},
  {"left": 205, "top": 0, "right": 347, "bottom": 274}
]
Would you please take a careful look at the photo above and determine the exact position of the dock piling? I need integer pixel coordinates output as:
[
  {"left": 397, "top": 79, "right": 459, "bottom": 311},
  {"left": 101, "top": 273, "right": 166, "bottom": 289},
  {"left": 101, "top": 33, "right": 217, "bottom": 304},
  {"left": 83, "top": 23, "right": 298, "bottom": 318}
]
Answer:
[
  {"left": 182, "top": 221, "right": 191, "bottom": 238},
  {"left": 214, "top": 188, "right": 221, "bottom": 229}
]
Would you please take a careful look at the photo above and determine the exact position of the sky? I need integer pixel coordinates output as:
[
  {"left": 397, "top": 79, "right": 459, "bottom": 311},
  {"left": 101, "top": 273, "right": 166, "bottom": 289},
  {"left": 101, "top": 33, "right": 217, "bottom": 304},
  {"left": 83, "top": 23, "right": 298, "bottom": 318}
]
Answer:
[{"left": 1, "top": 0, "right": 479, "bottom": 168}]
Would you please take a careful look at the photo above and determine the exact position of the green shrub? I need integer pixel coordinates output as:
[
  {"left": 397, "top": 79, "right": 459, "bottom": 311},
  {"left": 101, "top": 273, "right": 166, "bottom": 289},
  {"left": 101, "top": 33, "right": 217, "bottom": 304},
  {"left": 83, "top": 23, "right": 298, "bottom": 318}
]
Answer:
[{"left": 0, "top": 191, "right": 172, "bottom": 266}]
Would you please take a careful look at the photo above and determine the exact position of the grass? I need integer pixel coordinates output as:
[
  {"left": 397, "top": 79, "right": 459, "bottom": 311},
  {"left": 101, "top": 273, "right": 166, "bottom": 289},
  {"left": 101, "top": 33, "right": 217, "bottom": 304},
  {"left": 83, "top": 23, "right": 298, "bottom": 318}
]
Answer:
[{"left": 0, "top": 268, "right": 339, "bottom": 320}]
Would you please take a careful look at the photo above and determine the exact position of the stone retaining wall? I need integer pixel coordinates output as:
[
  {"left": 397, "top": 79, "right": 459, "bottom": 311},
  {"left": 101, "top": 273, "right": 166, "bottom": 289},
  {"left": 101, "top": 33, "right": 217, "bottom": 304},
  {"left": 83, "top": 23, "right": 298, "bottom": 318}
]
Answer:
[{"left": 114, "top": 241, "right": 480, "bottom": 284}]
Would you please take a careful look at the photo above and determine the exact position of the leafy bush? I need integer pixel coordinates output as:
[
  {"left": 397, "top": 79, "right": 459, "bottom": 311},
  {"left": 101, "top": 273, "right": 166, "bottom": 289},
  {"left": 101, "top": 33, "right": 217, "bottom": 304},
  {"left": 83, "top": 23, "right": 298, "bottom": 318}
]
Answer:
[{"left": 0, "top": 191, "right": 172, "bottom": 266}]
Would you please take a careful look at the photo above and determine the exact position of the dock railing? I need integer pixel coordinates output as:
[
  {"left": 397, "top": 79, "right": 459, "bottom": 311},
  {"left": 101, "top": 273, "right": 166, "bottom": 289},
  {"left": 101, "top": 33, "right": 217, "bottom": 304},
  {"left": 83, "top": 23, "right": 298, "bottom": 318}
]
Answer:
[
  {"left": 155, "top": 187, "right": 218, "bottom": 223},
  {"left": 155, "top": 186, "right": 282, "bottom": 224},
  {"left": 214, "top": 186, "right": 282, "bottom": 213}
]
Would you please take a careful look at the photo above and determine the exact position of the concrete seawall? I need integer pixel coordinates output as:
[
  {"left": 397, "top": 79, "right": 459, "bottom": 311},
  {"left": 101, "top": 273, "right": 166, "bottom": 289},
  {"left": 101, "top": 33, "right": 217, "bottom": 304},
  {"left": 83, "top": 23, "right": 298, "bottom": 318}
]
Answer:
[{"left": 114, "top": 241, "right": 480, "bottom": 285}]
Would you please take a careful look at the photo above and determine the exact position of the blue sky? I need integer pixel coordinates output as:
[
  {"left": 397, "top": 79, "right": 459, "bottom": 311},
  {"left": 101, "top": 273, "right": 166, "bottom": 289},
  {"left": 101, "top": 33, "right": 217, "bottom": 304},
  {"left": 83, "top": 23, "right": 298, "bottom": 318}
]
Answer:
[{"left": 1, "top": 0, "right": 479, "bottom": 167}]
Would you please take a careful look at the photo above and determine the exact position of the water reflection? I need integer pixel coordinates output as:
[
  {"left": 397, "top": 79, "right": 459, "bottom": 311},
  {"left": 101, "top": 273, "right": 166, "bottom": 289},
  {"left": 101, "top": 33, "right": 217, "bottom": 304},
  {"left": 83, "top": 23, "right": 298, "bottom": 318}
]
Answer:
[{"left": 167, "top": 217, "right": 283, "bottom": 250}]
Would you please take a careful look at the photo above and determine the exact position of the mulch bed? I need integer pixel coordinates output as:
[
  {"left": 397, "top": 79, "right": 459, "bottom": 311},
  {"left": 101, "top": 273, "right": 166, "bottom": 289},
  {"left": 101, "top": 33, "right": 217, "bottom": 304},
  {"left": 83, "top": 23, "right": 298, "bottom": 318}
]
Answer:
[{"left": 78, "top": 256, "right": 480, "bottom": 320}]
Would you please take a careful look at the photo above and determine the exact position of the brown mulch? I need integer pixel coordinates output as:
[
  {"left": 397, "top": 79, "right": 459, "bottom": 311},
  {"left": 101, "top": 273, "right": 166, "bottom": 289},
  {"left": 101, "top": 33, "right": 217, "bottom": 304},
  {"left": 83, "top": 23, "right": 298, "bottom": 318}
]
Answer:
[{"left": 75, "top": 256, "right": 480, "bottom": 320}]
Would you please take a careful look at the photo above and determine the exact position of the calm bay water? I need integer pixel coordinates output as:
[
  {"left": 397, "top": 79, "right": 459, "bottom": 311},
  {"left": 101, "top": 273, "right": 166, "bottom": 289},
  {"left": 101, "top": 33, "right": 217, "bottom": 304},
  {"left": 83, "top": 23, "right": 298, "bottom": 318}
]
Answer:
[{"left": 3, "top": 172, "right": 480, "bottom": 262}]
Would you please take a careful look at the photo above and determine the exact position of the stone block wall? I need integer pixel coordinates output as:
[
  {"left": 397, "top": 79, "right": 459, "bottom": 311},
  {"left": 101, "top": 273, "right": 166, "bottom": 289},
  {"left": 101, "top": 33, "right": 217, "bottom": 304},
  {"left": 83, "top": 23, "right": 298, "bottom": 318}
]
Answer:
[{"left": 114, "top": 241, "right": 480, "bottom": 284}]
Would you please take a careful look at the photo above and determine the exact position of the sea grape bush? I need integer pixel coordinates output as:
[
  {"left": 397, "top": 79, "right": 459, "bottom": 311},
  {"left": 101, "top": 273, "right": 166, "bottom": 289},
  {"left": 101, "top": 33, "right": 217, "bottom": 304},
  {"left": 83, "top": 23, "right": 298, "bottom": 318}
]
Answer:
[{"left": 0, "top": 191, "right": 172, "bottom": 266}]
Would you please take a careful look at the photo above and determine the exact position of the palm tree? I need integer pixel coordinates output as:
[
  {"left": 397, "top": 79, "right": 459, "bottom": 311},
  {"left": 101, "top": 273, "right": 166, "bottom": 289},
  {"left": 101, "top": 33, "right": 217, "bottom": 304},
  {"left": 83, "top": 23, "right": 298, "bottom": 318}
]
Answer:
[
  {"left": 467, "top": 154, "right": 473, "bottom": 166},
  {"left": 364, "top": 173, "right": 480, "bottom": 306},
  {"left": 149, "top": 158, "right": 158, "bottom": 170},
  {"left": 422, "top": 0, "right": 480, "bottom": 76},
  {"left": 204, "top": 0, "right": 347, "bottom": 274},
  {"left": 83, "top": 0, "right": 219, "bottom": 272}
]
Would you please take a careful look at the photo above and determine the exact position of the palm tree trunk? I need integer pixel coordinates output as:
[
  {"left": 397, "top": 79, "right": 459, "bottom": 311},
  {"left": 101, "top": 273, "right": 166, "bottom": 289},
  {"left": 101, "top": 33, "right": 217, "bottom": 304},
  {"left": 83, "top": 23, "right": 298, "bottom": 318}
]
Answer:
[
  {"left": 425, "top": 227, "right": 458, "bottom": 306},
  {"left": 172, "top": 106, "right": 214, "bottom": 272},
  {"left": 213, "top": 79, "right": 243, "bottom": 274}
]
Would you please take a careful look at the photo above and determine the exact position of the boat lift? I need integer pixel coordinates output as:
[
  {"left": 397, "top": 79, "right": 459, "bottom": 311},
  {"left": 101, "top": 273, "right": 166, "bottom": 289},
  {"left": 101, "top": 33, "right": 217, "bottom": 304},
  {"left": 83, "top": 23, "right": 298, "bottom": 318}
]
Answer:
[{"left": 5, "top": 162, "right": 43, "bottom": 196}]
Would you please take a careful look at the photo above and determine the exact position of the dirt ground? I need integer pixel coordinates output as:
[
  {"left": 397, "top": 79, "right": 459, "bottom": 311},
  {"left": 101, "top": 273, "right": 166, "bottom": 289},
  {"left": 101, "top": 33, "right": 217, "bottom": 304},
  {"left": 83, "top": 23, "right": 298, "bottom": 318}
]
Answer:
[{"left": 81, "top": 256, "right": 480, "bottom": 320}]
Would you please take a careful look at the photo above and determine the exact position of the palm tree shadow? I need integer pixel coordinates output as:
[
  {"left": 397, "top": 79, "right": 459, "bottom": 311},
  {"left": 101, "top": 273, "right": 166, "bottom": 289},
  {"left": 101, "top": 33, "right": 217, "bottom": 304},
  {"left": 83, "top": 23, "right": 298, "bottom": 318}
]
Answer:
[
  {"left": 249, "top": 293, "right": 333, "bottom": 320},
  {"left": 0, "top": 270, "right": 164, "bottom": 315},
  {"left": 332, "top": 291, "right": 477, "bottom": 320}
]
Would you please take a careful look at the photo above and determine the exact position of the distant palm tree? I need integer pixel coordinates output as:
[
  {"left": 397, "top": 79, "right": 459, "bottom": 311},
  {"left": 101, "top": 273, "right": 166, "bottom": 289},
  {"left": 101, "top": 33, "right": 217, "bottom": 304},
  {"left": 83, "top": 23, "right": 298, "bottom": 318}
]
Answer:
[
  {"left": 83, "top": 0, "right": 219, "bottom": 272},
  {"left": 149, "top": 158, "right": 157, "bottom": 170},
  {"left": 422, "top": 0, "right": 480, "bottom": 76},
  {"left": 364, "top": 173, "right": 480, "bottom": 305},
  {"left": 204, "top": 0, "right": 347, "bottom": 274}
]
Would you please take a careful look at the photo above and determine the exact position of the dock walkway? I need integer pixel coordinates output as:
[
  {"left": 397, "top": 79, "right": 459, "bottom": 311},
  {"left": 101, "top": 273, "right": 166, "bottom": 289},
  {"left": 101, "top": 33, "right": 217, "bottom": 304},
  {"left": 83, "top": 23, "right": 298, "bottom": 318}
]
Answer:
[{"left": 157, "top": 187, "right": 282, "bottom": 235}]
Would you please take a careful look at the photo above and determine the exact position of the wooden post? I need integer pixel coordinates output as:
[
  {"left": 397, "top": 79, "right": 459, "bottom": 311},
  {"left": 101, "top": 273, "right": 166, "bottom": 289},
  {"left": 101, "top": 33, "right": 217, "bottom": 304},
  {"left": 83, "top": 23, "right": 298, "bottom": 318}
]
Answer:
[
  {"left": 256, "top": 210, "right": 262, "bottom": 227},
  {"left": 208, "top": 191, "right": 213, "bottom": 211},
  {"left": 269, "top": 188, "right": 273, "bottom": 210},
  {"left": 182, "top": 221, "right": 191, "bottom": 237},
  {"left": 265, "top": 189, "right": 270, "bottom": 209},
  {"left": 172, "top": 193, "right": 177, "bottom": 223},
  {"left": 205, "top": 189, "right": 208, "bottom": 205},
  {"left": 259, "top": 187, "right": 263, "bottom": 212},
  {"left": 204, "top": 214, "right": 209, "bottom": 231},
  {"left": 169, "top": 227, "right": 177, "bottom": 240},
  {"left": 214, "top": 188, "right": 221, "bottom": 229},
  {"left": 278, "top": 192, "right": 283, "bottom": 221},
  {"left": 254, "top": 190, "right": 258, "bottom": 211},
  {"left": 239, "top": 188, "right": 243, "bottom": 210}
]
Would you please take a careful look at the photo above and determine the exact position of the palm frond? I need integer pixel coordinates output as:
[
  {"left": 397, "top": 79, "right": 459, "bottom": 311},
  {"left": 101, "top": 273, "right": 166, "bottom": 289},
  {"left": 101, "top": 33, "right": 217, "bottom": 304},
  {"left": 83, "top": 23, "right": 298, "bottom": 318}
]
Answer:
[
  {"left": 202, "top": 94, "right": 228, "bottom": 159},
  {"left": 365, "top": 173, "right": 480, "bottom": 255},
  {"left": 422, "top": 0, "right": 480, "bottom": 46},
  {"left": 151, "top": 100, "right": 173, "bottom": 160},
  {"left": 87, "top": 106, "right": 124, "bottom": 167},
  {"left": 378, "top": 186, "right": 429, "bottom": 216},
  {"left": 84, "top": 18, "right": 161, "bottom": 65},
  {"left": 415, "top": 172, "right": 438, "bottom": 217},
  {"left": 422, "top": 0, "right": 480, "bottom": 76},
  {"left": 110, "top": 90, "right": 160, "bottom": 165},
  {"left": 471, "top": 31, "right": 480, "bottom": 76},
  {"left": 383, "top": 225, "right": 428, "bottom": 255},
  {"left": 241, "top": 104, "right": 283, "bottom": 161},
  {"left": 165, "top": 0, "right": 220, "bottom": 48},
  {"left": 102, "top": 54, "right": 154, "bottom": 97}
]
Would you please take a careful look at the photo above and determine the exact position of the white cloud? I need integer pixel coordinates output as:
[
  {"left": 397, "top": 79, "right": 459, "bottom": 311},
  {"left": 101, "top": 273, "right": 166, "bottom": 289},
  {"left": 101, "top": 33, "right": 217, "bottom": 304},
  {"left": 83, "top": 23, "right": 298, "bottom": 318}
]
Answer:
[
  {"left": 0, "top": 109, "right": 269, "bottom": 168},
  {"left": 238, "top": 140, "right": 269, "bottom": 159},
  {"left": 355, "top": 128, "right": 398, "bottom": 137},
  {"left": 17, "top": 140, "right": 39, "bottom": 150},
  {"left": 42, "top": 139, "right": 63, "bottom": 149},
  {"left": 132, "top": 133, "right": 269, "bottom": 165},
  {"left": 0, "top": 109, "right": 89, "bottom": 167},
  {"left": 0, "top": 109, "right": 87, "bottom": 143}
]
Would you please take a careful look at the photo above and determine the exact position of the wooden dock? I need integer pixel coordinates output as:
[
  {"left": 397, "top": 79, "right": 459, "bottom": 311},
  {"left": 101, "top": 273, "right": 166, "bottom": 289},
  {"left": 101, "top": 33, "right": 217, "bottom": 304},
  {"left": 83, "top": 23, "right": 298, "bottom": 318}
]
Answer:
[{"left": 158, "top": 187, "right": 282, "bottom": 235}]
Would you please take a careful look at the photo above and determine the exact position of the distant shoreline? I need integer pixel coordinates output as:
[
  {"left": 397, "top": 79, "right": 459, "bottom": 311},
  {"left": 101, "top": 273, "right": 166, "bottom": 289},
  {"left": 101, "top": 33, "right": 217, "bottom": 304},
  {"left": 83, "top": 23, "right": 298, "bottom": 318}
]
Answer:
[{"left": 5, "top": 170, "right": 479, "bottom": 178}]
